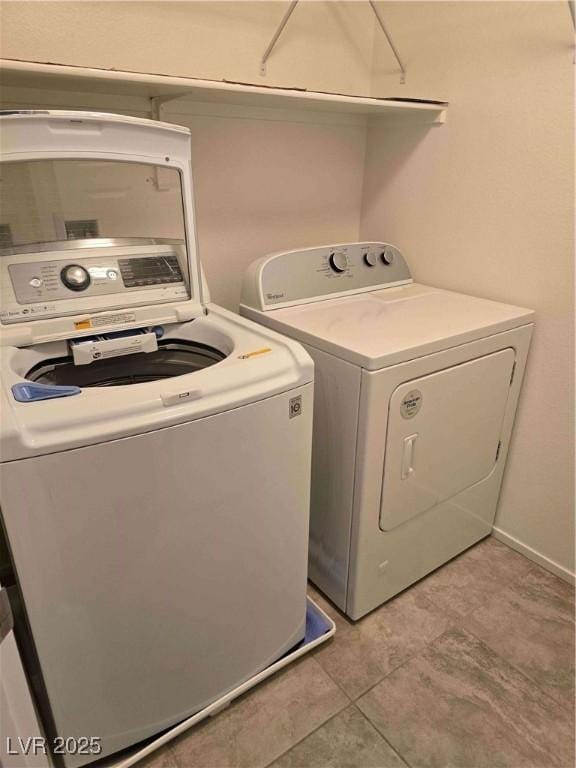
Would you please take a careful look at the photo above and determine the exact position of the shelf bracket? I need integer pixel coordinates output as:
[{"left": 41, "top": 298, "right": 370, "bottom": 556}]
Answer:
[
  {"left": 259, "top": 0, "right": 406, "bottom": 83},
  {"left": 260, "top": 1, "right": 299, "bottom": 76},
  {"left": 150, "top": 94, "right": 182, "bottom": 121},
  {"left": 368, "top": 1, "right": 406, "bottom": 84}
]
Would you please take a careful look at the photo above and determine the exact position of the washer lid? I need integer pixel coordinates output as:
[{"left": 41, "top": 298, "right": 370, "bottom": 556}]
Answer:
[
  {"left": 246, "top": 283, "right": 534, "bottom": 370},
  {"left": 0, "top": 111, "right": 205, "bottom": 347}
]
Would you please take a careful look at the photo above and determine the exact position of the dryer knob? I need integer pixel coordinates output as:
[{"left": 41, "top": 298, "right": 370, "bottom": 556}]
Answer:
[
  {"left": 364, "top": 251, "right": 378, "bottom": 267},
  {"left": 61, "top": 264, "right": 91, "bottom": 291},
  {"left": 381, "top": 248, "right": 395, "bottom": 266},
  {"left": 328, "top": 252, "right": 347, "bottom": 273}
]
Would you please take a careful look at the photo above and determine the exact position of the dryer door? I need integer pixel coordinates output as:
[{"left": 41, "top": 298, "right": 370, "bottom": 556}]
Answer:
[{"left": 380, "top": 348, "right": 515, "bottom": 531}]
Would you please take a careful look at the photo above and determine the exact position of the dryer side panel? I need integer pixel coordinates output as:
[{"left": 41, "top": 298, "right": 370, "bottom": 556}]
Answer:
[{"left": 302, "top": 344, "right": 361, "bottom": 612}]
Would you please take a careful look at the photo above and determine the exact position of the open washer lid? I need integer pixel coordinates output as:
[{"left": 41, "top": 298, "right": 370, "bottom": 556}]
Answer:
[{"left": 0, "top": 111, "right": 205, "bottom": 347}]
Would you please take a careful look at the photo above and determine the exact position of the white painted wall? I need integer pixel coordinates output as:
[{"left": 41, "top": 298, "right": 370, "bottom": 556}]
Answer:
[{"left": 361, "top": 1, "right": 575, "bottom": 579}]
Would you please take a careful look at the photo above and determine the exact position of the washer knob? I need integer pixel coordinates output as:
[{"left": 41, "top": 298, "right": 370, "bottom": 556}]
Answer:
[
  {"left": 328, "top": 252, "right": 347, "bottom": 273},
  {"left": 363, "top": 251, "right": 378, "bottom": 267},
  {"left": 381, "top": 248, "right": 395, "bottom": 265},
  {"left": 61, "top": 264, "right": 91, "bottom": 291}
]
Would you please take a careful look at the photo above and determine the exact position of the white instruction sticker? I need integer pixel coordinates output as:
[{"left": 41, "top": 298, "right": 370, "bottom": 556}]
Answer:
[
  {"left": 91, "top": 312, "right": 136, "bottom": 328},
  {"left": 75, "top": 312, "right": 136, "bottom": 331}
]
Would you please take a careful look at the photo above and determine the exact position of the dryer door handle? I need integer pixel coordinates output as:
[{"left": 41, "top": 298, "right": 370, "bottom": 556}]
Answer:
[{"left": 401, "top": 434, "right": 418, "bottom": 479}]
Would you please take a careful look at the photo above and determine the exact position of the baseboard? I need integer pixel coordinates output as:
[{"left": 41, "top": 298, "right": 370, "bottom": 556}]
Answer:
[{"left": 492, "top": 527, "right": 575, "bottom": 586}]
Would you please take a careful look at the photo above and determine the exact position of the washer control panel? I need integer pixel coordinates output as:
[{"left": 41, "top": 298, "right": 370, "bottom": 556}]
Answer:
[
  {"left": 245, "top": 242, "right": 411, "bottom": 310},
  {"left": 1, "top": 244, "right": 189, "bottom": 324}
]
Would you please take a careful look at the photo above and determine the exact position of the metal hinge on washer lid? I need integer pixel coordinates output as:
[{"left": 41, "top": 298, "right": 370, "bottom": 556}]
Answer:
[
  {"left": 12, "top": 382, "right": 81, "bottom": 402},
  {"left": 175, "top": 305, "right": 199, "bottom": 322}
]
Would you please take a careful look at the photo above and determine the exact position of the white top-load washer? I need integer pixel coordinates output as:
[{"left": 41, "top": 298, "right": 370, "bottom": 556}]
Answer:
[
  {"left": 241, "top": 242, "right": 534, "bottom": 619},
  {"left": 0, "top": 111, "right": 313, "bottom": 766}
]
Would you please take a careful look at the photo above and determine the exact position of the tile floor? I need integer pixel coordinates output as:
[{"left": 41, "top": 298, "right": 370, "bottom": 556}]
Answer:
[{"left": 143, "top": 538, "right": 575, "bottom": 768}]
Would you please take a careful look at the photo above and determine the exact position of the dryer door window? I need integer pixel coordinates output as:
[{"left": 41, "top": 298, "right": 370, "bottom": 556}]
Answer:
[{"left": 379, "top": 348, "right": 515, "bottom": 531}]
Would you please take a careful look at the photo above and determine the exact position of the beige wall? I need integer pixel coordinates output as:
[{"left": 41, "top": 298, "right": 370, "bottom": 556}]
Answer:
[
  {"left": 184, "top": 107, "right": 366, "bottom": 309},
  {"left": 362, "top": 1, "right": 575, "bottom": 578},
  {"left": 0, "top": 1, "right": 573, "bottom": 578},
  {"left": 0, "top": 1, "right": 375, "bottom": 96}
]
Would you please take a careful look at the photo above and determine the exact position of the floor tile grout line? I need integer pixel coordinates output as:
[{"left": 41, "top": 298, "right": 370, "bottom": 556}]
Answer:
[
  {"left": 260, "top": 697, "right": 351, "bottom": 768},
  {"left": 350, "top": 652, "right": 423, "bottom": 702},
  {"left": 353, "top": 698, "right": 418, "bottom": 768},
  {"left": 309, "top": 644, "right": 359, "bottom": 701},
  {"left": 310, "top": 588, "right": 457, "bottom": 703},
  {"left": 156, "top": 655, "right": 351, "bottom": 768},
  {"left": 312, "top": 650, "right": 382, "bottom": 703},
  {"left": 352, "top": 704, "right": 413, "bottom": 768},
  {"left": 345, "top": 618, "right": 458, "bottom": 703},
  {"left": 353, "top": 627, "right": 575, "bottom": 768},
  {"left": 169, "top": 657, "right": 351, "bottom": 768}
]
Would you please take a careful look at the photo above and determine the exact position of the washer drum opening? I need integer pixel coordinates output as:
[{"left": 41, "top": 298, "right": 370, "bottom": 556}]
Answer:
[{"left": 26, "top": 340, "right": 226, "bottom": 388}]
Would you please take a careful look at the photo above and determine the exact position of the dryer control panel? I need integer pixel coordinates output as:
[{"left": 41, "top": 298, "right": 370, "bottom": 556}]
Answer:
[{"left": 241, "top": 242, "right": 412, "bottom": 311}]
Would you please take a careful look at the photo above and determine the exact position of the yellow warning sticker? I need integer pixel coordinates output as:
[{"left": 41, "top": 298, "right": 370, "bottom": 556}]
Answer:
[
  {"left": 238, "top": 347, "right": 272, "bottom": 360},
  {"left": 74, "top": 319, "right": 92, "bottom": 330}
]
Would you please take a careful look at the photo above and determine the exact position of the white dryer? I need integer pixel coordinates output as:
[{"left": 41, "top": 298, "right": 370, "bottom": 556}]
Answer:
[
  {"left": 0, "top": 112, "right": 313, "bottom": 766},
  {"left": 241, "top": 242, "right": 534, "bottom": 619}
]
